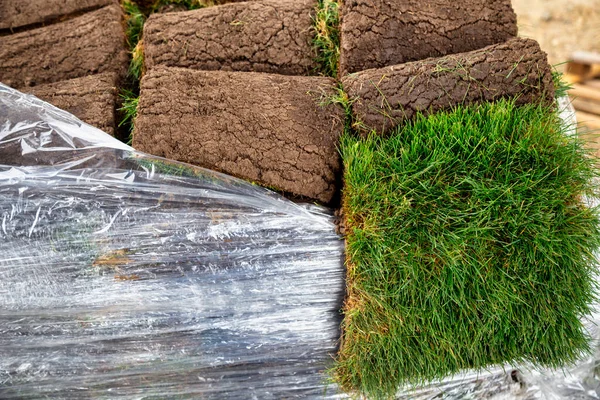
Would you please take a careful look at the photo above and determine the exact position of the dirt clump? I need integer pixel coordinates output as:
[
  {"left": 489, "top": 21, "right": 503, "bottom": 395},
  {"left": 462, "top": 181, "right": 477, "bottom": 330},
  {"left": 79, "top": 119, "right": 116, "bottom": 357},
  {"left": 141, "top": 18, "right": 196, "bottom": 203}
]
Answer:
[
  {"left": 342, "top": 38, "right": 554, "bottom": 135},
  {"left": 24, "top": 73, "right": 119, "bottom": 136},
  {"left": 143, "top": 0, "right": 317, "bottom": 76},
  {"left": 339, "top": 0, "right": 517, "bottom": 76},
  {"left": 0, "top": 4, "right": 128, "bottom": 89},
  {"left": 134, "top": 67, "right": 344, "bottom": 203},
  {"left": 0, "top": 0, "right": 115, "bottom": 32}
]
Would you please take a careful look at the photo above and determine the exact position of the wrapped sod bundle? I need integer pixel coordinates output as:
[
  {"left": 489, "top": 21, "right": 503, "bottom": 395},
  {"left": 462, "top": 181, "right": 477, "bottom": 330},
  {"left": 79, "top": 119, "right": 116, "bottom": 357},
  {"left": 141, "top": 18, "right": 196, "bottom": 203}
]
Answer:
[
  {"left": 1, "top": 83, "right": 600, "bottom": 399},
  {"left": 0, "top": 84, "right": 345, "bottom": 399}
]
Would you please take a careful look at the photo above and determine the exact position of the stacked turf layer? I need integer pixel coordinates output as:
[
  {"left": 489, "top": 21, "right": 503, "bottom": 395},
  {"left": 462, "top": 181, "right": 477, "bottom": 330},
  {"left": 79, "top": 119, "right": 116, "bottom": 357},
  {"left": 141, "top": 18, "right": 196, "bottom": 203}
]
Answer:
[{"left": 336, "top": 99, "right": 600, "bottom": 398}]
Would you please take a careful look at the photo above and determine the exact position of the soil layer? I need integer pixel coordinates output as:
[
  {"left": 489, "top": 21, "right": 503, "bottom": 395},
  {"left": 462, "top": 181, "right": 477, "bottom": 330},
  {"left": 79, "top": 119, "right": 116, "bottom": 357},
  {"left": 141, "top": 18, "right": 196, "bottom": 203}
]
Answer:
[
  {"left": 0, "top": 0, "right": 114, "bottom": 31},
  {"left": 342, "top": 38, "right": 555, "bottom": 135},
  {"left": 24, "top": 73, "right": 119, "bottom": 136},
  {"left": 134, "top": 67, "right": 344, "bottom": 203},
  {"left": 0, "top": 5, "right": 128, "bottom": 89},
  {"left": 339, "top": 0, "right": 517, "bottom": 75},
  {"left": 144, "top": 0, "right": 317, "bottom": 76}
]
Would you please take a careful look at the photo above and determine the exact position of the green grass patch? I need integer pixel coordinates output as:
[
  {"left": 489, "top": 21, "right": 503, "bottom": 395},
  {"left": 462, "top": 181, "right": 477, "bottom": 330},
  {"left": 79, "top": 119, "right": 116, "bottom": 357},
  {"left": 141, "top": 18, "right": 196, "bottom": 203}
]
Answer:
[
  {"left": 129, "top": 40, "right": 145, "bottom": 81},
  {"left": 135, "top": 157, "right": 204, "bottom": 178},
  {"left": 118, "top": 89, "right": 139, "bottom": 144},
  {"left": 320, "top": 84, "right": 355, "bottom": 132},
  {"left": 121, "top": 0, "right": 146, "bottom": 81},
  {"left": 312, "top": 0, "right": 340, "bottom": 77},
  {"left": 122, "top": 0, "right": 145, "bottom": 50},
  {"left": 552, "top": 66, "right": 573, "bottom": 99},
  {"left": 335, "top": 99, "right": 600, "bottom": 398}
]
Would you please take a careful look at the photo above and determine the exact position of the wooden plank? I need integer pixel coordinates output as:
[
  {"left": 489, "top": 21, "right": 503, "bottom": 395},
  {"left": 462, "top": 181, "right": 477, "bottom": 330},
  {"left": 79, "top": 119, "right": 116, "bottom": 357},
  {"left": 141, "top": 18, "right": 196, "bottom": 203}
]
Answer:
[
  {"left": 571, "top": 51, "right": 600, "bottom": 65},
  {"left": 566, "top": 52, "right": 600, "bottom": 83},
  {"left": 570, "top": 84, "right": 600, "bottom": 103},
  {"left": 576, "top": 110, "right": 600, "bottom": 130},
  {"left": 586, "top": 80, "right": 600, "bottom": 90},
  {"left": 571, "top": 98, "right": 600, "bottom": 116},
  {"left": 565, "top": 64, "right": 600, "bottom": 83}
]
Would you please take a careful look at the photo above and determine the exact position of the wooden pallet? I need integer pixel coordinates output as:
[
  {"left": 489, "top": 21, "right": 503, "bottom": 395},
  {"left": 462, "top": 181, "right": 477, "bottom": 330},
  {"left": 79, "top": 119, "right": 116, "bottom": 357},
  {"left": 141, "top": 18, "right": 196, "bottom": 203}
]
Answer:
[
  {"left": 570, "top": 82, "right": 600, "bottom": 131},
  {"left": 566, "top": 52, "right": 600, "bottom": 132}
]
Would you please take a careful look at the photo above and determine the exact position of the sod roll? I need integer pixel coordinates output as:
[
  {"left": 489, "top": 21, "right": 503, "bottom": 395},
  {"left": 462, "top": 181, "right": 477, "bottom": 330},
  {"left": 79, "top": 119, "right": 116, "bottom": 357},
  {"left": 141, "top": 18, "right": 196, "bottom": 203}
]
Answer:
[
  {"left": 133, "top": 67, "right": 344, "bottom": 203},
  {"left": 342, "top": 37, "right": 555, "bottom": 135},
  {"left": 24, "top": 73, "right": 119, "bottom": 136},
  {"left": 339, "top": 0, "right": 517, "bottom": 75},
  {"left": 143, "top": 0, "right": 317, "bottom": 76},
  {"left": 0, "top": 5, "right": 128, "bottom": 89},
  {"left": 0, "top": 0, "right": 115, "bottom": 31}
]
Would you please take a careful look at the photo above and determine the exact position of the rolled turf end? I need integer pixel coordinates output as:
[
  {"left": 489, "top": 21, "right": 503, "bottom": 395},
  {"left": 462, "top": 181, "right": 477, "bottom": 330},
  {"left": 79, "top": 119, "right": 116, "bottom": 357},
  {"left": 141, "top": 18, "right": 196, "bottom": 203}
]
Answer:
[{"left": 334, "top": 98, "right": 600, "bottom": 399}]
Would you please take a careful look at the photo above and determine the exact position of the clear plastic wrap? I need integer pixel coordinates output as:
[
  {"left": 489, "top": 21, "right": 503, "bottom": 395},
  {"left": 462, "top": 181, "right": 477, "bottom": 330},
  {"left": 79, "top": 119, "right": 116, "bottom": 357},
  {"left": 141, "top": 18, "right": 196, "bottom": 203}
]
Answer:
[
  {"left": 0, "top": 84, "right": 346, "bottom": 399},
  {"left": 1, "top": 83, "right": 599, "bottom": 399}
]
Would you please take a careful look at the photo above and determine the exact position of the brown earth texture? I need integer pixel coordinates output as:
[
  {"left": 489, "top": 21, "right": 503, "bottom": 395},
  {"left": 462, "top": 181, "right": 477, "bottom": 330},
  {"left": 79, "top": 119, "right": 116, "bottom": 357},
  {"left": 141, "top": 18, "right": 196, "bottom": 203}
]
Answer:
[{"left": 133, "top": 67, "right": 344, "bottom": 203}]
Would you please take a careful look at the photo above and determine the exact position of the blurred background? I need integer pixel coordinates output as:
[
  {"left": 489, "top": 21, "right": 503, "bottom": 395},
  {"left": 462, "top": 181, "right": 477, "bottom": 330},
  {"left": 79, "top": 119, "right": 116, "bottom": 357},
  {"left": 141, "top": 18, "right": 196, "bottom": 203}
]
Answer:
[
  {"left": 513, "top": 0, "right": 599, "bottom": 68},
  {"left": 512, "top": 0, "right": 600, "bottom": 143}
]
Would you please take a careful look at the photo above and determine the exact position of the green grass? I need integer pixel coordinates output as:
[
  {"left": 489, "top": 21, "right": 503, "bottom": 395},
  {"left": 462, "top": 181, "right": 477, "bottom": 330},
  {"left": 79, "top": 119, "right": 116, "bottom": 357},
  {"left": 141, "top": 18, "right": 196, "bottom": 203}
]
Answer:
[
  {"left": 121, "top": 0, "right": 146, "bottom": 81},
  {"left": 312, "top": 0, "right": 340, "bottom": 77},
  {"left": 335, "top": 99, "right": 600, "bottom": 399},
  {"left": 320, "top": 84, "right": 355, "bottom": 132},
  {"left": 552, "top": 67, "right": 573, "bottom": 99},
  {"left": 122, "top": 0, "right": 145, "bottom": 50},
  {"left": 135, "top": 157, "right": 204, "bottom": 178},
  {"left": 129, "top": 40, "right": 145, "bottom": 81},
  {"left": 118, "top": 89, "right": 139, "bottom": 144}
]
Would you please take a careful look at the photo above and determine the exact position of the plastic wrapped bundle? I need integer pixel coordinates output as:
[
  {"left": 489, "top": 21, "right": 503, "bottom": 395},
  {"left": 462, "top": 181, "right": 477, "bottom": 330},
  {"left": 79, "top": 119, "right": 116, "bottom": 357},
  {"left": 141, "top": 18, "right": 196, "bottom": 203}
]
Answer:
[
  {"left": 0, "top": 84, "right": 345, "bottom": 399},
  {"left": 2, "top": 83, "right": 600, "bottom": 400}
]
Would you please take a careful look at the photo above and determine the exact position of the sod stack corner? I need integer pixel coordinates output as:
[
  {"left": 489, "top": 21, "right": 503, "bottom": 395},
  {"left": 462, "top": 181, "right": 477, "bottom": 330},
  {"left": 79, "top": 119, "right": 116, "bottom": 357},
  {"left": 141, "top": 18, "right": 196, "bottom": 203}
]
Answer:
[
  {"left": 342, "top": 37, "right": 555, "bottom": 135},
  {"left": 333, "top": 0, "right": 600, "bottom": 396},
  {"left": 133, "top": 67, "right": 344, "bottom": 203},
  {"left": 143, "top": 0, "right": 318, "bottom": 76},
  {"left": 338, "top": 0, "right": 517, "bottom": 75}
]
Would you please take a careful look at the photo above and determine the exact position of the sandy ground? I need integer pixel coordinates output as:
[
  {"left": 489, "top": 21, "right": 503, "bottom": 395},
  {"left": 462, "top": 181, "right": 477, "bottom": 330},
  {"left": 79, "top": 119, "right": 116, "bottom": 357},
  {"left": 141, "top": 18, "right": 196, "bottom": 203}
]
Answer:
[{"left": 512, "top": 0, "right": 600, "bottom": 69}]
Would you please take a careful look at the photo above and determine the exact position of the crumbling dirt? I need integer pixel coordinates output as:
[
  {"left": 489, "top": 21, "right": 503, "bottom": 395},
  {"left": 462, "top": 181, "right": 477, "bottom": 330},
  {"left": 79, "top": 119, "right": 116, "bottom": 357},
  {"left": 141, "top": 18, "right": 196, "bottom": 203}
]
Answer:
[
  {"left": 144, "top": 0, "right": 318, "bottom": 76},
  {"left": 0, "top": 0, "right": 114, "bottom": 32},
  {"left": 339, "top": 0, "right": 517, "bottom": 76},
  {"left": 0, "top": 4, "right": 129, "bottom": 89},
  {"left": 133, "top": 67, "right": 344, "bottom": 203},
  {"left": 24, "top": 73, "right": 119, "bottom": 136},
  {"left": 342, "top": 38, "right": 554, "bottom": 135}
]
